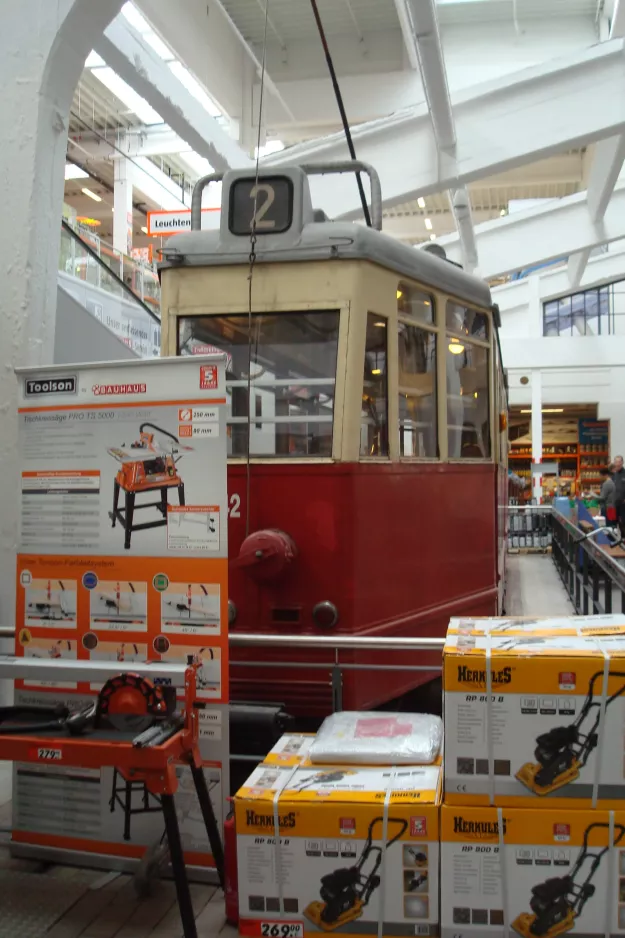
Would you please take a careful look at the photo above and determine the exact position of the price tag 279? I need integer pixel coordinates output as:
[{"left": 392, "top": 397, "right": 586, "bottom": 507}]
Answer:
[{"left": 260, "top": 923, "right": 303, "bottom": 938}]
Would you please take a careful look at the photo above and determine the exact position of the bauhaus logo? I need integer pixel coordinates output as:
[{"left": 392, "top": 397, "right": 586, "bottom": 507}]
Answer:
[
  {"left": 92, "top": 383, "right": 147, "bottom": 396},
  {"left": 25, "top": 376, "right": 77, "bottom": 396}
]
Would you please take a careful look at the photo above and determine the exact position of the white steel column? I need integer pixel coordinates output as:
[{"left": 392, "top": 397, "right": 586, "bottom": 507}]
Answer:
[
  {"left": 0, "top": 0, "right": 123, "bottom": 667},
  {"left": 531, "top": 372, "right": 543, "bottom": 505},
  {"left": 113, "top": 149, "right": 134, "bottom": 256}
]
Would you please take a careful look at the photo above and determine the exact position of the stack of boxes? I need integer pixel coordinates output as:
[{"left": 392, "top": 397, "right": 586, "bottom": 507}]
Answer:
[
  {"left": 235, "top": 733, "right": 442, "bottom": 938},
  {"left": 441, "top": 614, "right": 625, "bottom": 937},
  {"left": 234, "top": 613, "right": 625, "bottom": 938}
]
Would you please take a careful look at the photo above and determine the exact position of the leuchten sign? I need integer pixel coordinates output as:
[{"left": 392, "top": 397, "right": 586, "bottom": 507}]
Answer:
[{"left": 147, "top": 207, "right": 220, "bottom": 236}]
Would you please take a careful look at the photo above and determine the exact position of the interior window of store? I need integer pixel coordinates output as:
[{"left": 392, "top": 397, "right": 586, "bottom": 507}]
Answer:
[
  {"left": 361, "top": 313, "right": 389, "bottom": 457},
  {"left": 177, "top": 311, "right": 340, "bottom": 457},
  {"left": 398, "top": 322, "right": 437, "bottom": 458},
  {"left": 543, "top": 283, "right": 615, "bottom": 336},
  {"left": 446, "top": 303, "right": 491, "bottom": 458}
]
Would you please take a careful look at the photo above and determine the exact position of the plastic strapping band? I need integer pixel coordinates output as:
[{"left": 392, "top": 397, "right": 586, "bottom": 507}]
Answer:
[
  {"left": 606, "top": 811, "right": 615, "bottom": 938},
  {"left": 377, "top": 767, "right": 397, "bottom": 938},
  {"left": 591, "top": 641, "right": 610, "bottom": 809},
  {"left": 273, "top": 764, "right": 302, "bottom": 916},
  {"left": 485, "top": 630, "right": 495, "bottom": 805},
  {"left": 497, "top": 807, "right": 509, "bottom": 938}
]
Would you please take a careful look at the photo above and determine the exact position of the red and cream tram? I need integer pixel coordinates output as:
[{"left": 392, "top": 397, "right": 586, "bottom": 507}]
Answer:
[{"left": 159, "top": 163, "right": 508, "bottom": 715}]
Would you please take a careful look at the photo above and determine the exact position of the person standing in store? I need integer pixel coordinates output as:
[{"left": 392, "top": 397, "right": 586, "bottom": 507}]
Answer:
[
  {"left": 599, "top": 466, "right": 617, "bottom": 527},
  {"left": 613, "top": 455, "right": 625, "bottom": 531}
]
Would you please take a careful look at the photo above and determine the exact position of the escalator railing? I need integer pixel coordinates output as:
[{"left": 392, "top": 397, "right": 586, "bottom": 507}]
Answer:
[{"left": 59, "top": 221, "right": 161, "bottom": 358}]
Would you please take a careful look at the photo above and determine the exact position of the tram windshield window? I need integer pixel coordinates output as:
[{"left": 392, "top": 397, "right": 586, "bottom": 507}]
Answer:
[
  {"left": 446, "top": 338, "right": 490, "bottom": 459},
  {"left": 361, "top": 313, "right": 389, "bottom": 457},
  {"left": 397, "top": 283, "right": 434, "bottom": 326},
  {"left": 177, "top": 311, "right": 339, "bottom": 457},
  {"left": 398, "top": 324, "right": 437, "bottom": 458}
]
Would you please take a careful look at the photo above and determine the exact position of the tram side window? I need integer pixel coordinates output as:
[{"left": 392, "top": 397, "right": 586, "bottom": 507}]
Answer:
[
  {"left": 177, "top": 311, "right": 340, "bottom": 457},
  {"left": 360, "top": 313, "right": 389, "bottom": 457},
  {"left": 397, "top": 282, "right": 434, "bottom": 326},
  {"left": 446, "top": 328, "right": 491, "bottom": 459},
  {"left": 398, "top": 323, "right": 437, "bottom": 458}
]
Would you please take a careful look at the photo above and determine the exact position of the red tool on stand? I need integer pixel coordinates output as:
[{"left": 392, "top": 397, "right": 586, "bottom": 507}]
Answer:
[{"left": 0, "top": 657, "right": 224, "bottom": 938}]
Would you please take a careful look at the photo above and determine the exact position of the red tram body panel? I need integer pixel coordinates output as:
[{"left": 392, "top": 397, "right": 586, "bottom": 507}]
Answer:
[{"left": 228, "top": 461, "right": 500, "bottom": 714}]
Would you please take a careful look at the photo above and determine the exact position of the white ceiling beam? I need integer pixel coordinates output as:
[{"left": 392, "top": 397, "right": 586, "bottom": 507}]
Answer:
[
  {"left": 437, "top": 182, "right": 625, "bottom": 281},
  {"left": 567, "top": 7, "right": 625, "bottom": 288},
  {"left": 393, "top": 0, "right": 419, "bottom": 69},
  {"left": 265, "top": 40, "right": 625, "bottom": 220},
  {"left": 403, "top": 0, "right": 477, "bottom": 270},
  {"left": 95, "top": 17, "right": 252, "bottom": 171},
  {"left": 209, "top": 0, "right": 295, "bottom": 121}
]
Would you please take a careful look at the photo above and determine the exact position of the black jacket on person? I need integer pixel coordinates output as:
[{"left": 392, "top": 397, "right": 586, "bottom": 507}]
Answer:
[{"left": 613, "top": 467, "right": 625, "bottom": 504}]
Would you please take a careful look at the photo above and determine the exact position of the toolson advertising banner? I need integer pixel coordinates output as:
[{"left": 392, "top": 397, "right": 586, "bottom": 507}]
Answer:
[{"left": 13, "top": 355, "right": 228, "bottom": 872}]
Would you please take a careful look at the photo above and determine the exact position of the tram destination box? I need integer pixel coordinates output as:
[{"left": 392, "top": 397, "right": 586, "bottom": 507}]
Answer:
[
  {"left": 234, "top": 762, "right": 441, "bottom": 938},
  {"left": 443, "top": 616, "right": 625, "bottom": 808},
  {"left": 440, "top": 803, "right": 625, "bottom": 938}
]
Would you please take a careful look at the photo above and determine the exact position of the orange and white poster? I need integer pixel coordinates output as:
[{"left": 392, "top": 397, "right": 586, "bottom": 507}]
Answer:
[{"left": 13, "top": 355, "right": 228, "bottom": 870}]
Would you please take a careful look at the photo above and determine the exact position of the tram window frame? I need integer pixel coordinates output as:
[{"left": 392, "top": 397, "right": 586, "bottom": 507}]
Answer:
[
  {"left": 360, "top": 313, "right": 389, "bottom": 458},
  {"left": 445, "top": 298, "right": 491, "bottom": 460},
  {"left": 397, "top": 288, "right": 438, "bottom": 459},
  {"left": 176, "top": 310, "right": 340, "bottom": 459}
]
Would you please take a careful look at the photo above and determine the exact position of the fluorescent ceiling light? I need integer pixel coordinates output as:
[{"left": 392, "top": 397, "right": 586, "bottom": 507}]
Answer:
[
  {"left": 91, "top": 67, "right": 163, "bottom": 124},
  {"left": 417, "top": 197, "right": 426, "bottom": 209},
  {"left": 82, "top": 187, "right": 102, "bottom": 202},
  {"left": 141, "top": 226, "right": 148, "bottom": 234},
  {"left": 168, "top": 61, "right": 222, "bottom": 117},
  {"left": 65, "top": 163, "right": 89, "bottom": 180},
  {"left": 424, "top": 218, "right": 433, "bottom": 230},
  {"left": 85, "top": 50, "right": 105, "bottom": 68},
  {"left": 519, "top": 408, "right": 565, "bottom": 414}
]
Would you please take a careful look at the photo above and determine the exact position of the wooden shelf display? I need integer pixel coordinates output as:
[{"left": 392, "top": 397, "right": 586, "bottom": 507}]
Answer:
[{"left": 510, "top": 418, "right": 610, "bottom": 499}]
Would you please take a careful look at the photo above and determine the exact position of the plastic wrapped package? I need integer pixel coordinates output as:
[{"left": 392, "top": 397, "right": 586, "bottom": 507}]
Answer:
[{"left": 308, "top": 711, "right": 443, "bottom": 765}]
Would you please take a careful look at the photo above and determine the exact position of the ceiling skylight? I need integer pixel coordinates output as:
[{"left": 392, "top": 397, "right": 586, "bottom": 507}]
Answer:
[{"left": 91, "top": 67, "right": 164, "bottom": 125}]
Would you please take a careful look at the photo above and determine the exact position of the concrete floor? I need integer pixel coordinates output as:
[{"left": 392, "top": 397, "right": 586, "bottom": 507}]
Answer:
[{"left": 505, "top": 552, "right": 574, "bottom": 616}]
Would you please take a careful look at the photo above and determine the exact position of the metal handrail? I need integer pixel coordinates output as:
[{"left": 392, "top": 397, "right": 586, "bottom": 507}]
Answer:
[
  {"left": 229, "top": 633, "right": 444, "bottom": 651},
  {"left": 552, "top": 509, "right": 625, "bottom": 592}
]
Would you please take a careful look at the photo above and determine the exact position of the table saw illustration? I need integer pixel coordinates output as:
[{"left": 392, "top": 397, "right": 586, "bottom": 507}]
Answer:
[
  {"left": 159, "top": 645, "right": 221, "bottom": 699},
  {"left": 161, "top": 582, "right": 221, "bottom": 633},
  {"left": 108, "top": 422, "right": 193, "bottom": 550},
  {"left": 90, "top": 580, "right": 148, "bottom": 630},
  {"left": 25, "top": 579, "right": 77, "bottom": 628}
]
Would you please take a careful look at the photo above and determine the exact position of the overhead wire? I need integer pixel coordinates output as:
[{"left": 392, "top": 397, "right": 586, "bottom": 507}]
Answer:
[
  {"left": 245, "top": 0, "right": 271, "bottom": 538},
  {"left": 308, "top": 0, "right": 372, "bottom": 227}
]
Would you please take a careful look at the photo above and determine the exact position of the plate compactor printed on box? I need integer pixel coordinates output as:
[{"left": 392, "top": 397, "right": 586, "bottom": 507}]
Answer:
[
  {"left": 234, "top": 762, "right": 441, "bottom": 938},
  {"left": 443, "top": 617, "right": 625, "bottom": 807},
  {"left": 440, "top": 804, "right": 625, "bottom": 938}
]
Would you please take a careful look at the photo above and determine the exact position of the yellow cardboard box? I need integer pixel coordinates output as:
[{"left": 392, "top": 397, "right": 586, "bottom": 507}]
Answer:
[
  {"left": 443, "top": 619, "right": 625, "bottom": 807},
  {"left": 440, "top": 803, "right": 625, "bottom": 937},
  {"left": 235, "top": 762, "right": 441, "bottom": 938}
]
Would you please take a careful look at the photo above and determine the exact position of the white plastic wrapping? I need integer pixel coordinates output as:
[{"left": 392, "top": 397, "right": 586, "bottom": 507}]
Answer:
[{"left": 308, "top": 710, "right": 443, "bottom": 765}]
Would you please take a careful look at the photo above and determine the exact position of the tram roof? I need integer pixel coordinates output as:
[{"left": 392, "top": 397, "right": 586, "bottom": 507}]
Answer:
[{"left": 159, "top": 221, "right": 492, "bottom": 310}]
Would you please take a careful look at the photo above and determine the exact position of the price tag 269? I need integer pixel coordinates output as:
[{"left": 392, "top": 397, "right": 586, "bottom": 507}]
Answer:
[{"left": 260, "top": 923, "right": 303, "bottom": 938}]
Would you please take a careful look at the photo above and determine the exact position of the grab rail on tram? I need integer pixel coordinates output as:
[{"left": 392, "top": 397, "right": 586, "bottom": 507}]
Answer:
[{"left": 189, "top": 161, "right": 383, "bottom": 232}]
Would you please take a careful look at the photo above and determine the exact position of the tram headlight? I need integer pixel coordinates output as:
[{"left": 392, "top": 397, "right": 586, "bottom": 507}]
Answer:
[
  {"left": 312, "top": 601, "right": 339, "bottom": 629},
  {"left": 228, "top": 599, "right": 237, "bottom": 625}
]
